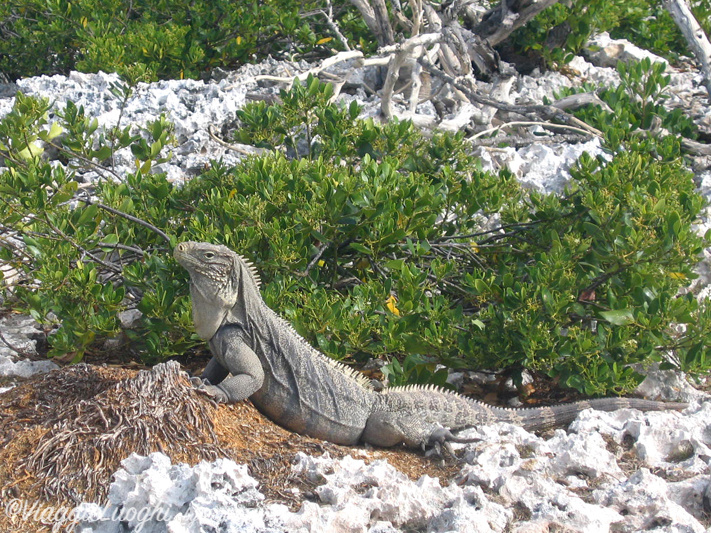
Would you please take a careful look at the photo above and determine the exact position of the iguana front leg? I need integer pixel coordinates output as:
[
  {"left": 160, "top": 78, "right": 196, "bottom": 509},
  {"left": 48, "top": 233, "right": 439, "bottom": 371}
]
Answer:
[
  {"left": 197, "top": 325, "right": 265, "bottom": 403},
  {"left": 200, "top": 356, "right": 229, "bottom": 384}
]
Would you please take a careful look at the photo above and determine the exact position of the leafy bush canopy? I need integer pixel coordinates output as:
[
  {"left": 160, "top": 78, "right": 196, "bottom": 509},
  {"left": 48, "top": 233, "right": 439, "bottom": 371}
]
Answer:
[
  {"left": 508, "top": 0, "right": 711, "bottom": 66},
  {"left": 0, "top": 0, "right": 708, "bottom": 82},
  {"left": 0, "top": 0, "right": 368, "bottom": 82},
  {"left": 0, "top": 72, "right": 709, "bottom": 394}
]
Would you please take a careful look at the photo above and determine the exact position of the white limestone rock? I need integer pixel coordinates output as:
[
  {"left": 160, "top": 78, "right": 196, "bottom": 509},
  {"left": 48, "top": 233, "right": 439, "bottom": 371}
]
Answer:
[
  {"left": 593, "top": 469, "right": 706, "bottom": 533},
  {"left": 0, "top": 314, "right": 58, "bottom": 379},
  {"left": 635, "top": 365, "right": 708, "bottom": 403},
  {"left": 475, "top": 137, "right": 608, "bottom": 194},
  {"left": 585, "top": 32, "right": 670, "bottom": 70},
  {"left": 570, "top": 401, "right": 710, "bottom": 471},
  {"left": 667, "top": 474, "right": 711, "bottom": 522},
  {"left": 625, "top": 402, "right": 711, "bottom": 474},
  {"left": 2, "top": 44, "right": 710, "bottom": 533},
  {"left": 289, "top": 452, "right": 512, "bottom": 533},
  {"left": 7, "top": 69, "right": 253, "bottom": 184},
  {"left": 567, "top": 55, "right": 621, "bottom": 86},
  {"left": 543, "top": 429, "right": 623, "bottom": 480},
  {"left": 73, "top": 392, "right": 710, "bottom": 533},
  {"left": 75, "top": 452, "right": 282, "bottom": 533}
]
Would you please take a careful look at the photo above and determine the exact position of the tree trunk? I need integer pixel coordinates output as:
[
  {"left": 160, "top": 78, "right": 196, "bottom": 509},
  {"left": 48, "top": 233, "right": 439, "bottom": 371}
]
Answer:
[
  {"left": 663, "top": 0, "right": 711, "bottom": 101},
  {"left": 474, "top": 0, "right": 560, "bottom": 47},
  {"left": 349, "top": 0, "right": 395, "bottom": 46}
]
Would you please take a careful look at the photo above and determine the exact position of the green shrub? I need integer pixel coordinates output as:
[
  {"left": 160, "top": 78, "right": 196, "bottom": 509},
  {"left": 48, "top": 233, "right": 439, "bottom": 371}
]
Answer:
[
  {"left": 554, "top": 58, "right": 698, "bottom": 146},
  {"left": 609, "top": 0, "right": 710, "bottom": 61},
  {"left": 508, "top": 0, "right": 711, "bottom": 67},
  {"left": 0, "top": 0, "right": 364, "bottom": 82},
  {"left": 0, "top": 77, "right": 709, "bottom": 395}
]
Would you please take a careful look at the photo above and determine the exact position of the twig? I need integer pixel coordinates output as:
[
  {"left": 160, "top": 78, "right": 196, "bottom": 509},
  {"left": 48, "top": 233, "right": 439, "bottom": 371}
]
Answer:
[
  {"left": 93, "top": 242, "right": 147, "bottom": 255},
  {"left": 474, "top": 132, "right": 591, "bottom": 148},
  {"left": 206, "top": 126, "right": 268, "bottom": 156},
  {"left": 298, "top": 241, "right": 331, "bottom": 277},
  {"left": 45, "top": 139, "right": 125, "bottom": 183},
  {"left": 42, "top": 213, "right": 123, "bottom": 273},
  {"left": 78, "top": 197, "right": 172, "bottom": 244},
  {"left": 254, "top": 50, "right": 365, "bottom": 87},
  {"left": 552, "top": 92, "right": 613, "bottom": 113},
  {"left": 0, "top": 326, "right": 38, "bottom": 358},
  {"left": 304, "top": 1, "right": 351, "bottom": 51},
  {"left": 434, "top": 218, "right": 551, "bottom": 243},
  {"left": 470, "top": 120, "right": 598, "bottom": 139}
]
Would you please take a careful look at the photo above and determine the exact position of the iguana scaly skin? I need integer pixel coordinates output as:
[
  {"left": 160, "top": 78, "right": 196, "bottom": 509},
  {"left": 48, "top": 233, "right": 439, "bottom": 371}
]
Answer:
[{"left": 174, "top": 241, "right": 688, "bottom": 449}]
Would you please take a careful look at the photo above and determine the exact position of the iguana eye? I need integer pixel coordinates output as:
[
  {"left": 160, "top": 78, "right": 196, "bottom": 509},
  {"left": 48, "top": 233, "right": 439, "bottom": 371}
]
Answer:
[{"left": 204, "top": 251, "right": 215, "bottom": 259}]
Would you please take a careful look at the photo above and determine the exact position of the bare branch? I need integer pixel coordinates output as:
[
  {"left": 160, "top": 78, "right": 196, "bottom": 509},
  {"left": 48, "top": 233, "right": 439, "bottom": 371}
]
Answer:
[
  {"left": 419, "top": 54, "right": 603, "bottom": 136},
  {"left": 663, "top": 0, "right": 711, "bottom": 101},
  {"left": 349, "top": 0, "right": 394, "bottom": 46},
  {"left": 297, "top": 241, "right": 331, "bottom": 278},
  {"left": 207, "top": 125, "right": 269, "bottom": 156},
  {"left": 79, "top": 197, "right": 172, "bottom": 245},
  {"left": 552, "top": 92, "right": 613, "bottom": 113},
  {"left": 379, "top": 33, "right": 443, "bottom": 118},
  {"left": 42, "top": 212, "right": 123, "bottom": 273},
  {"left": 470, "top": 120, "right": 597, "bottom": 140},
  {"left": 372, "top": 0, "right": 395, "bottom": 45},
  {"left": 474, "top": 0, "right": 561, "bottom": 47},
  {"left": 304, "top": 1, "right": 351, "bottom": 51}
]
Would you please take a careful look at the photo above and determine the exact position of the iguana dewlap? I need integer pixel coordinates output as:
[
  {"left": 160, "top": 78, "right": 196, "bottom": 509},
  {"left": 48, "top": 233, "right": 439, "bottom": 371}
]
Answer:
[{"left": 174, "top": 241, "right": 687, "bottom": 449}]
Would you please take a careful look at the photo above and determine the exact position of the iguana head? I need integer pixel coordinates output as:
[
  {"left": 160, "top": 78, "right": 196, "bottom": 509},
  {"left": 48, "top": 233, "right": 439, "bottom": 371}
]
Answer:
[{"left": 174, "top": 241, "right": 261, "bottom": 340}]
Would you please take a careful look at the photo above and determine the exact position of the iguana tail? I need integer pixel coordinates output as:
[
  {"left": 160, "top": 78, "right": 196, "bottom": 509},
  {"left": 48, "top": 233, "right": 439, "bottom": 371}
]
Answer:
[
  {"left": 361, "top": 385, "right": 688, "bottom": 448},
  {"left": 489, "top": 397, "right": 689, "bottom": 432}
]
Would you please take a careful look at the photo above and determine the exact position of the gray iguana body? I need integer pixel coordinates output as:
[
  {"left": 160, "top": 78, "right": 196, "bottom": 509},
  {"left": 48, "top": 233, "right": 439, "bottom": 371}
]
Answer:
[{"left": 174, "top": 241, "right": 688, "bottom": 449}]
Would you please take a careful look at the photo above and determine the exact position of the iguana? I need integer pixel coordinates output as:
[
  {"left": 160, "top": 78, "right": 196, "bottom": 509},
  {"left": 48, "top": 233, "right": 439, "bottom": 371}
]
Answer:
[{"left": 174, "top": 241, "right": 688, "bottom": 449}]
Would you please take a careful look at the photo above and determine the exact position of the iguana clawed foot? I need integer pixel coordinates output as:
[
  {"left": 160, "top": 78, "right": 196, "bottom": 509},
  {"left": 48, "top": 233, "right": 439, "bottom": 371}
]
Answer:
[
  {"left": 423, "top": 425, "right": 482, "bottom": 458},
  {"left": 190, "top": 376, "right": 230, "bottom": 403}
]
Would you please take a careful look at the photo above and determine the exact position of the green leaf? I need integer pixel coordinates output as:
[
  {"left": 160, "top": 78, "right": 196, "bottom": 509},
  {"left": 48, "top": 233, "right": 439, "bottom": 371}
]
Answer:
[
  {"left": 384, "top": 259, "right": 405, "bottom": 270},
  {"left": 76, "top": 204, "right": 99, "bottom": 226},
  {"left": 92, "top": 145, "right": 113, "bottom": 161},
  {"left": 599, "top": 309, "right": 635, "bottom": 326},
  {"left": 473, "top": 279, "right": 489, "bottom": 294},
  {"left": 51, "top": 181, "right": 78, "bottom": 205},
  {"left": 45, "top": 121, "right": 64, "bottom": 141},
  {"left": 349, "top": 242, "right": 372, "bottom": 255}
]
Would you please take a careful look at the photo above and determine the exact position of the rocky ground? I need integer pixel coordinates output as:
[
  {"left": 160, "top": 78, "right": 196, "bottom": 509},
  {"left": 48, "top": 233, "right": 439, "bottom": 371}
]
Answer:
[{"left": 1, "top": 33, "right": 711, "bottom": 532}]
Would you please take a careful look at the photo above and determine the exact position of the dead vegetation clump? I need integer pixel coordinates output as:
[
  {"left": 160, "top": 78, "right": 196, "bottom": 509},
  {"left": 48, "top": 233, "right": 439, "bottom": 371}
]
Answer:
[
  {"left": 0, "top": 360, "right": 458, "bottom": 531},
  {"left": 1, "top": 361, "right": 228, "bottom": 505}
]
